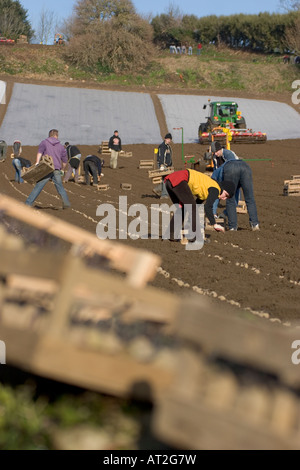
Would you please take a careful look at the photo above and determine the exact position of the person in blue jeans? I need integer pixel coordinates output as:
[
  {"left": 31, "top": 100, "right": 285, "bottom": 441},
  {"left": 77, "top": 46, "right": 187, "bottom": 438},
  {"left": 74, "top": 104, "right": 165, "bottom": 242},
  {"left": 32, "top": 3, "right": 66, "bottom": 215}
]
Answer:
[
  {"left": 25, "top": 129, "right": 70, "bottom": 209},
  {"left": 213, "top": 158, "right": 259, "bottom": 231},
  {"left": 211, "top": 141, "right": 240, "bottom": 218},
  {"left": 12, "top": 156, "right": 31, "bottom": 183}
]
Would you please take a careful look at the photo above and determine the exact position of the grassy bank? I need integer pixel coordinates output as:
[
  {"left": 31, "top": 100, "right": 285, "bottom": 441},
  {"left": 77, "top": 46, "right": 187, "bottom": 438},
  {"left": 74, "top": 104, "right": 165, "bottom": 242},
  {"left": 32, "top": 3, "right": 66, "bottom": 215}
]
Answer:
[{"left": 0, "top": 43, "right": 299, "bottom": 95}]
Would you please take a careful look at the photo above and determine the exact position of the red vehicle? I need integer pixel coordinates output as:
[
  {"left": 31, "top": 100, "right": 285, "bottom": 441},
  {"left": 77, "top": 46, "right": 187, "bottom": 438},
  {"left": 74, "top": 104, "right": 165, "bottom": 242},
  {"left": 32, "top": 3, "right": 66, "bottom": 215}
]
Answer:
[{"left": 0, "top": 37, "right": 15, "bottom": 45}]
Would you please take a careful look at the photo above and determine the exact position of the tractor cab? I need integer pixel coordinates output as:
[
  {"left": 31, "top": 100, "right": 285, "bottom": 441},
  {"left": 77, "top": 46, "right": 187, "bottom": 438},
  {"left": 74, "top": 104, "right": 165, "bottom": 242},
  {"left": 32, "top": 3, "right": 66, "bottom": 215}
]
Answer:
[{"left": 203, "top": 101, "right": 245, "bottom": 129}]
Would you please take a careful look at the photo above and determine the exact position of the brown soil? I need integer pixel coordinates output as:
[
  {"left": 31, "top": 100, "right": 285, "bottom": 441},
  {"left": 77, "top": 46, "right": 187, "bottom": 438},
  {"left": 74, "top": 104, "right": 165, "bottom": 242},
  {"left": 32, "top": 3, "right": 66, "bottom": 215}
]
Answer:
[{"left": 1, "top": 78, "right": 300, "bottom": 326}]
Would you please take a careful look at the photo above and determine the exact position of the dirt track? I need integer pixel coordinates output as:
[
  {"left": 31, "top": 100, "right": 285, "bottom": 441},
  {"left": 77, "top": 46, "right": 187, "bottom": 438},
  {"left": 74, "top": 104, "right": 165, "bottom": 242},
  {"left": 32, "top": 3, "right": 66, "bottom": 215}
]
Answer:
[{"left": 1, "top": 135, "right": 299, "bottom": 325}]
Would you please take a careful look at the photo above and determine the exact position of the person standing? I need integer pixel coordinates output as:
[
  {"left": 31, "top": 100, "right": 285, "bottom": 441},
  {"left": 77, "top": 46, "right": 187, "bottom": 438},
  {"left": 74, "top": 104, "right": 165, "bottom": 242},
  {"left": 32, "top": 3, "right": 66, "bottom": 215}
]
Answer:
[
  {"left": 153, "top": 133, "right": 173, "bottom": 199},
  {"left": 25, "top": 129, "right": 70, "bottom": 209},
  {"left": 197, "top": 43, "right": 202, "bottom": 55},
  {"left": 108, "top": 130, "right": 122, "bottom": 169},
  {"left": 0, "top": 139, "right": 7, "bottom": 162},
  {"left": 63, "top": 142, "right": 82, "bottom": 183},
  {"left": 12, "top": 154, "right": 31, "bottom": 183},
  {"left": 83, "top": 154, "right": 103, "bottom": 186}
]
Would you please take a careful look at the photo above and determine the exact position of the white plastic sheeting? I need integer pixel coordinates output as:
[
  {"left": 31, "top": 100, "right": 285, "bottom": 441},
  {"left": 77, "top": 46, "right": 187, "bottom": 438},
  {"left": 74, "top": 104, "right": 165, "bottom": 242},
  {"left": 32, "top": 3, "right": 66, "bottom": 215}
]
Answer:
[
  {"left": 0, "top": 82, "right": 299, "bottom": 145},
  {"left": 0, "top": 83, "right": 162, "bottom": 145},
  {"left": 158, "top": 94, "right": 300, "bottom": 143}
]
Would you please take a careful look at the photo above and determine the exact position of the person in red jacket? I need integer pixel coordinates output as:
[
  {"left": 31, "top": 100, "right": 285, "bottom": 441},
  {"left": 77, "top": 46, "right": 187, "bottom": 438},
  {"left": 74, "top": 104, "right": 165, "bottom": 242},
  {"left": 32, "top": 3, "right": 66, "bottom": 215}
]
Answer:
[{"left": 164, "top": 169, "right": 235, "bottom": 243}]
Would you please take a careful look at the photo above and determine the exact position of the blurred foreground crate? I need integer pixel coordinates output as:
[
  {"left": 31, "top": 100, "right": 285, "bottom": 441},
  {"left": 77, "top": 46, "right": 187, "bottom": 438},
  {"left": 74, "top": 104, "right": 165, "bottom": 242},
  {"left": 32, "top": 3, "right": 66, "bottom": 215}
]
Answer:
[{"left": 152, "top": 298, "right": 300, "bottom": 450}]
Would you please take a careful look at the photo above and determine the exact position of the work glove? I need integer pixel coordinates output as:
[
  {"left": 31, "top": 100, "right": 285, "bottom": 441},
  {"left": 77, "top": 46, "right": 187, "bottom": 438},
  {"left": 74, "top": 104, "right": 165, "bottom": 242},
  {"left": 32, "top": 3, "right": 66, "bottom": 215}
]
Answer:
[{"left": 214, "top": 223, "right": 225, "bottom": 232}]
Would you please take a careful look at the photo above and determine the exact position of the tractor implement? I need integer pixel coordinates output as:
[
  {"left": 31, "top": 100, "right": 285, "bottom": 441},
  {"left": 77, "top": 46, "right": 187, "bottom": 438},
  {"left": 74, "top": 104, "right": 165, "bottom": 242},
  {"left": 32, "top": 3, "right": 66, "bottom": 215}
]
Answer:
[{"left": 200, "top": 129, "right": 267, "bottom": 145}]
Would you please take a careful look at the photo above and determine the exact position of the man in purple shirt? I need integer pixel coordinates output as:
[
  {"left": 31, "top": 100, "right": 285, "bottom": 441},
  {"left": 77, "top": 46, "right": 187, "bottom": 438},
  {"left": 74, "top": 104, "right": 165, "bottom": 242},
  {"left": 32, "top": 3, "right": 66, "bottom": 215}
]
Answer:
[{"left": 25, "top": 129, "right": 71, "bottom": 209}]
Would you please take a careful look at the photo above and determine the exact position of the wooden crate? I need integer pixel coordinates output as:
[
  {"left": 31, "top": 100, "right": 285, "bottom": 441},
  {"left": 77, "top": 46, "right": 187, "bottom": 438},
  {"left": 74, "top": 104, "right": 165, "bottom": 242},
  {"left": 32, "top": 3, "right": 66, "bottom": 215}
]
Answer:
[
  {"left": 0, "top": 208, "right": 177, "bottom": 400},
  {"left": 120, "top": 183, "right": 132, "bottom": 190},
  {"left": 205, "top": 217, "right": 225, "bottom": 231},
  {"left": 21, "top": 155, "right": 54, "bottom": 184},
  {"left": 97, "top": 183, "right": 109, "bottom": 191},
  {"left": 119, "top": 151, "right": 133, "bottom": 158},
  {"left": 237, "top": 200, "right": 247, "bottom": 213},
  {"left": 283, "top": 180, "right": 300, "bottom": 196},
  {"left": 99, "top": 141, "right": 111, "bottom": 155},
  {"left": 149, "top": 167, "right": 174, "bottom": 184},
  {"left": 139, "top": 160, "right": 154, "bottom": 169}
]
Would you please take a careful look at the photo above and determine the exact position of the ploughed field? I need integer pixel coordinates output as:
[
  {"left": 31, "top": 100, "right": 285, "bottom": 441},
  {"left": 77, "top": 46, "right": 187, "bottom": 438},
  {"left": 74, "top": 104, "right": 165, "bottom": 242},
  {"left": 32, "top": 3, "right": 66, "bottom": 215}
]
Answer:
[{"left": 1, "top": 137, "right": 299, "bottom": 326}]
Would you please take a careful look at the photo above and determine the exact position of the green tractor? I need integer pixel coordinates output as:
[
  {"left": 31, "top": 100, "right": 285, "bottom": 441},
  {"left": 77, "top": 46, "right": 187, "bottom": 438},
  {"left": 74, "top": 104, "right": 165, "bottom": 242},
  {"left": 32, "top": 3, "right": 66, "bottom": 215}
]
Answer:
[{"left": 199, "top": 100, "right": 247, "bottom": 137}]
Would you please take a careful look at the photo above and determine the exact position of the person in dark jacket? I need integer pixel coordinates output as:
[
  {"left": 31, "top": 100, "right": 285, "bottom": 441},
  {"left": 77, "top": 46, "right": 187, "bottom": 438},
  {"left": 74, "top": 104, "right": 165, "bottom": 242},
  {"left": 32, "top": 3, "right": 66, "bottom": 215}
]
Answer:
[
  {"left": 63, "top": 142, "right": 81, "bottom": 183},
  {"left": 83, "top": 155, "right": 103, "bottom": 185},
  {"left": 108, "top": 130, "right": 122, "bottom": 169},
  {"left": 153, "top": 133, "right": 173, "bottom": 198},
  {"left": 12, "top": 156, "right": 32, "bottom": 183},
  {"left": 0, "top": 139, "right": 7, "bottom": 162}
]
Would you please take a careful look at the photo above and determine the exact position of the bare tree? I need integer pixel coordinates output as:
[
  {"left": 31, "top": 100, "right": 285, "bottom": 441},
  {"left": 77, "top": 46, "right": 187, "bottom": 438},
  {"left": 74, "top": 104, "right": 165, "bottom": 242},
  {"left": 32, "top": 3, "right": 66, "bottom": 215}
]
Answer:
[
  {"left": 279, "top": 0, "right": 300, "bottom": 12},
  {"left": 34, "top": 7, "right": 59, "bottom": 45},
  {"left": 165, "top": 2, "right": 183, "bottom": 22}
]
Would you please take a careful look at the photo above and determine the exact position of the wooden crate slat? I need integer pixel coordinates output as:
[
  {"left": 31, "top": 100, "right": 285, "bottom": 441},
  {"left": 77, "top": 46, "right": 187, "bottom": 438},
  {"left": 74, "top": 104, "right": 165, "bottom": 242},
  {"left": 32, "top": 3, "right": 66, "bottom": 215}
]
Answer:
[{"left": 148, "top": 167, "right": 174, "bottom": 178}]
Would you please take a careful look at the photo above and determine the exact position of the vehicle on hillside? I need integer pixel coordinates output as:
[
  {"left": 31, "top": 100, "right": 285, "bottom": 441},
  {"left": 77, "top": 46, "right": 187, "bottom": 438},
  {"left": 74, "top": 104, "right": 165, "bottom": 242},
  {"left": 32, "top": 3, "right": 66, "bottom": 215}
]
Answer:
[{"left": 0, "top": 37, "right": 15, "bottom": 45}]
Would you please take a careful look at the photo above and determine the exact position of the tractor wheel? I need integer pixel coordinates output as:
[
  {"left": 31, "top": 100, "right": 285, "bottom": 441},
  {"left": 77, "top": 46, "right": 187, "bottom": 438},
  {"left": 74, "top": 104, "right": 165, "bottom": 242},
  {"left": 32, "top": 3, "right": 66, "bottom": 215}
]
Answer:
[
  {"left": 236, "top": 118, "right": 246, "bottom": 129},
  {"left": 199, "top": 123, "right": 207, "bottom": 135}
]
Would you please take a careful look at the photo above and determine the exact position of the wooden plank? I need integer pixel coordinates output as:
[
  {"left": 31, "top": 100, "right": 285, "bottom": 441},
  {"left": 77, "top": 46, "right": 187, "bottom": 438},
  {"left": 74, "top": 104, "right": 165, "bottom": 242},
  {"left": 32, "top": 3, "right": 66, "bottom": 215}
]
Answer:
[
  {"left": 291, "top": 175, "right": 300, "bottom": 180},
  {"left": 0, "top": 248, "right": 63, "bottom": 279},
  {"left": 148, "top": 167, "right": 174, "bottom": 178},
  {"left": 21, "top": 155, "right": 54, "bottom": 184},
  {"left": 284, "top": 182, "right": 300, "bottom": 188},
  {"left": 0, "top": 195, "right": 160, "bottom": 288}
]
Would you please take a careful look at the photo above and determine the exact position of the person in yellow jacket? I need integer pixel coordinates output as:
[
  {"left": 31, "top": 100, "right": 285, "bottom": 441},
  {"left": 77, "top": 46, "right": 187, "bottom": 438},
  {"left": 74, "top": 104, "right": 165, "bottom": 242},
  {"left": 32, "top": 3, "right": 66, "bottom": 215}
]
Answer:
[{"left": 164, "top": 169, "right": 235, "bottom": 242}]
